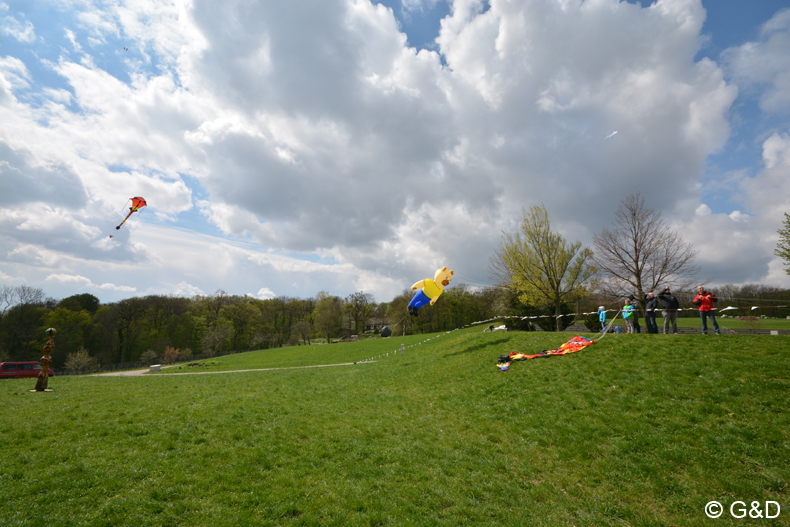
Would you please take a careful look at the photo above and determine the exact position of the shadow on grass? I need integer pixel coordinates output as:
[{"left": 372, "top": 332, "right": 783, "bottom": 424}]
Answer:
[{"left": 444, "top": 337, "right": 510, "bottom": 357}]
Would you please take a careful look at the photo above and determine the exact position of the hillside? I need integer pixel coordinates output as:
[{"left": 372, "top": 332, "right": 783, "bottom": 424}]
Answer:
[{"left": 1, "top": 328, "right": 788, "bottom": 526}]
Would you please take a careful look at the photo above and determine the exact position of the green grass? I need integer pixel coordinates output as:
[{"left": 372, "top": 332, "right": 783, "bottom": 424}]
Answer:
[
  {"left": 601, "top": 316, "right": 790, "bottom": 331},
  {"left": 156, "top": 332, "right": 434, "bottom": 374},
  {"left": 1, "top": 328, "right": 788, "bottom": 526},
  {"left": 668, "top": 316, "right": 790, "bottom": 330}
]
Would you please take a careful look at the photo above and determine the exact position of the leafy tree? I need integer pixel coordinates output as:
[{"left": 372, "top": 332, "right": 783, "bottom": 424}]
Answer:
[
  {"left": 140, "top": 349, "right": 159, "bottom": 363},
  {"left": 0, "top": 286, "right": 47, "bottom": 360},
  {"left": 108, "top": 297, "right": 146, "bottom": 363},
  {"left": 85, "top": 306, "right": 118, "bottom": 365},
  {"left": 313, "top": 292, "right": 343, "bottom": 343},
  {"left": 58, "top": 293, "right": 100, "bottom": 313},
  {"left": 291, "top": 320, "right": 312, "bottom": 345},
  {"left": 491, "top": 205, "right": 596, "bottom": 331},
  {"left": 593, "top": 193, "right": 698, "bottom": 304},
  {"left": 223, "top": 300, "right": 262, "bottom": 350},
  {"left": 776, "top": 212, "right": 790, "bottom": 275},
  {"left": 42, "top": 307, "right": 92, "bottom": 365},
  {"left": 203, "top": 290, "right": 232, "bottom": 328},
  {"left": 202, "top": 323, "right": 232, "bottom": 356}
]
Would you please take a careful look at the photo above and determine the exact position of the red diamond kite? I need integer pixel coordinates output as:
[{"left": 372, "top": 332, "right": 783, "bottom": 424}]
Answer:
[{"left": 116, "top": 197, "right": 147, "bottom": 230}]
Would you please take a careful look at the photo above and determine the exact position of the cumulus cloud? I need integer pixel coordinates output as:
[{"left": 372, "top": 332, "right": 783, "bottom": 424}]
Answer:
[
  {"left": 172, "top": 281, "right": 204, "bottom": 297},
  {"left": 695, "top": 203, "right": 712, "bottom": 216},
  {"left": 257, "top": 287, "right": 276, "bottom": 300},
  {"left": 722, "top": 8, "right": 790, "bottom": 113},
  {"left": 182, "top": 0, "right": 736, "bottom": 261},
  {"left": 683, "top": 131, "right": 790, "bottom": 287}
]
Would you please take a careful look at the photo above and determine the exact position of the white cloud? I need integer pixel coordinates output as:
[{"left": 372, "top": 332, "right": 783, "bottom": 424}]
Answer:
[
  {"left": 696, "top": 203, "right": 711, "bottom": 216},
  {"left": 1, "top": 11, "right": 36, "bottom": 43},
  {"left": 0, "top": 56, "right": 31, "bottom": 94},
  {"left": 64, "top": 29, "right": 83, "bottom": 52},
  {"left": 8, "top": 244, "right": 63, "bottom": 267},
  {"left": 723, "top": 8, "right": 790, "bottom": 114},
  {"left": 172, "top": 281, "right": 204, "bottom": 297},
  {"left": 2, "top": 0, "right": 786, "bottom": 302},
  {"left": 257, "top": 287, "right": 276, "bottom": 300},
  {"left": 45, "top": 273, "right": 136, "bottom": 292},
  {"left": 681, "top": 130, "right": 790, "bottom": 287}
]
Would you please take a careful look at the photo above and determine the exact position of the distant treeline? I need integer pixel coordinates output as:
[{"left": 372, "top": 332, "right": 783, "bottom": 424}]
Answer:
[
  {"left": 1, "top": 283, "right": 788, "bottom": 369},
  {"left": 0, "top": 284, "right": 500, "bottom": 369}
]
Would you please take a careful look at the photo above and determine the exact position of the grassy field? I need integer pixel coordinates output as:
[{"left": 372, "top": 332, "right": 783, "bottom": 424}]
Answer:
[
  {"left": 596, "top": 316, "right": 790, "bottom": 331},
  {"left": 1, "top": 328, "right": 788, "bottom": 526},
  {"left": 670, "top": 316, "right": 790, "bottom": 330}
]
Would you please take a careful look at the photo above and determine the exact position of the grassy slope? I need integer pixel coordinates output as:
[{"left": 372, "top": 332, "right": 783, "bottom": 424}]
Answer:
[
  {"left": 668, "top": 317, "right": 790, "bottom": 330},
  {"left": 1, "top": 329, "right": 788, "bottom": 526}
]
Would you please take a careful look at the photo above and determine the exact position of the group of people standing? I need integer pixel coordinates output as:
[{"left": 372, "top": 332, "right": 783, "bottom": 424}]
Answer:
[{"left": 598, "top": 285, "right": 721, "bottom": 335}]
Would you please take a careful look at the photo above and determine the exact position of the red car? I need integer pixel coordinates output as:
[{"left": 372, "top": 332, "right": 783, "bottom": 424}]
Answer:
[{"left": 0, "top": 362, "right": 55, "bottom": 379}]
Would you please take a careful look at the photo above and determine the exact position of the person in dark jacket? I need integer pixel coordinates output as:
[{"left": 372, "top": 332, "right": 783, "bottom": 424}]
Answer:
[
  {"left": 658, "top": 286, "right": 680, "bottom": 334},
  {"left": 627, "top": 295, "right": 641, "bottom": 333},
  {"left": 644, "top": 291, "right": 659, "bottom": 334},
  {"left": 693, "top": 285, "right": 720, "bottom": 334}
]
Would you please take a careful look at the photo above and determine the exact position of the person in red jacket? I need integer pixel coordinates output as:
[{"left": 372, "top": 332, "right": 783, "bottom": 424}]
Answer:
[{"left": 693, "top": 285, "right": 720, "bottom": 334}]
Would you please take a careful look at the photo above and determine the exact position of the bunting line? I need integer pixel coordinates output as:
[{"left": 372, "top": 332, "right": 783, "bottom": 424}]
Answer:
[{"left": 456, "top": 304, "right": 788, "bottom": 329}]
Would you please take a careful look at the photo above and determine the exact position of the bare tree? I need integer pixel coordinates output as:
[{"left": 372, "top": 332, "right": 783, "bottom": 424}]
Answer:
[
  {"left": 344, "top": 292, "right": 376, "bottom": 334},
  {"left": 16, "top": 285, "right": 45, "bottom": 306},
  {"left": 593, "top": 193, "right": 699, "bottom": 304},
  {"left": 0, "top": 285, "right": 14, "bottom": 316},
  {"left": 716, "top": 284, "right": 739, "bottom": 303},
  {"left": 0, "top": 285, "right": 45, "bottom": 315}
]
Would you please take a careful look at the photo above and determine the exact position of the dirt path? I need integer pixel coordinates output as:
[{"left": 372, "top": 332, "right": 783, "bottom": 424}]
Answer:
[{"left": 93, "top": 361, "right": 374, "bottom": 377}]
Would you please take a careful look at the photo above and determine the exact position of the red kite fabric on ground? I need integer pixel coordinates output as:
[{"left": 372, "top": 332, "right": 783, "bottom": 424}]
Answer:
[{"left": 497, "top": 336, "right": 595, "bottom": 369}]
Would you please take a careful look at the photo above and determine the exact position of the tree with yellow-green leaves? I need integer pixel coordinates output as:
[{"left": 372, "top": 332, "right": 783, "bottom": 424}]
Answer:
[
  {"left": 490, "top": 205, "right": 597, "bottom": 331},
  {"left": 777, "top": 213, "right": 790, "bottom": 275}
]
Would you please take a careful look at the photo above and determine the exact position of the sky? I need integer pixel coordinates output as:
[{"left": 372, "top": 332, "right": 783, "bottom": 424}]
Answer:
[{"left": 1, "top": 0, "right": 789, "bottom": 305}]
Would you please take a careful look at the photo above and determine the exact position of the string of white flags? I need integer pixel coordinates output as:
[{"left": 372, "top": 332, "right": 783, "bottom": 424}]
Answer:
[
  {"left": 354, "top": 304, "right": 789, "bottom": 363},
  {"left": 458, "top": 304, "right": 789, "bottom": 329}
]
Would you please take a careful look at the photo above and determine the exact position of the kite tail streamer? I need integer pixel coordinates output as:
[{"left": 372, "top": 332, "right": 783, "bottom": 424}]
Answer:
[{"left": 116, "top": 210, "right": 135, "bottom": 230}]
